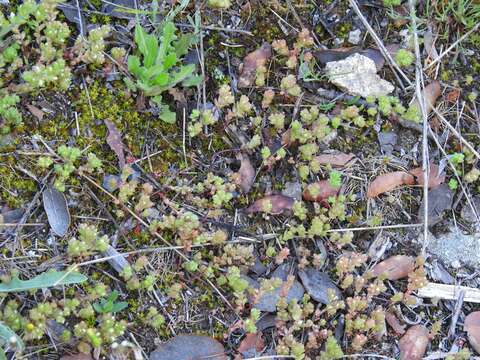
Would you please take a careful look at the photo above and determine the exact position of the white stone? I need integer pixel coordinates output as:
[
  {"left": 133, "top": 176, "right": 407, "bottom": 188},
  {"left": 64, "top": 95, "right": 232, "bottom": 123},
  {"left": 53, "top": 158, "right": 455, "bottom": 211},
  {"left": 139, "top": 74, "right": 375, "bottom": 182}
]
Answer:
[
  {"left": 325, "top": 53, "right": 395, "bottom": 98},
  {"left": 348, "top": 29, "right": 362, "bottom": 45}
]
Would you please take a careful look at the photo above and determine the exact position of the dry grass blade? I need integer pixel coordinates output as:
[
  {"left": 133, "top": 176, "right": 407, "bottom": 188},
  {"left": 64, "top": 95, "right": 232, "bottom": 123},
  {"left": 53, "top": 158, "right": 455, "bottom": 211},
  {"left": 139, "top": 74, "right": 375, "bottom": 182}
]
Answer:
[{"left": 408, "top": 0, "right": 430, "bottom": 255}]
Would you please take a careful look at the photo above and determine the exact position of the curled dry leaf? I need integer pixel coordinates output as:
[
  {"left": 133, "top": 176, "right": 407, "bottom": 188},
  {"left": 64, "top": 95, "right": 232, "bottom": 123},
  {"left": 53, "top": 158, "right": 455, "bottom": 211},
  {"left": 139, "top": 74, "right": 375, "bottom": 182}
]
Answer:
[
  {"left": 409, "top": 80, "right": 441, "bottom": 116},
  {"left": 43, "top": 186, "right": 71, "bottom": 237},
  {"left": 371, "top": 255, "right": 415, "bottom": 280},
  {"left": 409, "top": 164, "right": 445, "bottom": 189},
  {"left": 237, "top": 332, "right": 264, "bottom": 355},
  {"left": 385, "top": 309, "right": 406, "bottom": 335},
  {"left": 314, "top": 152, "right": 355, "bottom": 167},
  {"left": 366, "top": 171, "right": 415, "bottom": 198},
  {"left": 26, "top": 103, "right": 45, "bottom": 121},
  {"left": 149, "top": 335, "right": 227, "bottom": 360},
  {"left": 313, "top": 44, "right": 399, "bottom": 71},
  {"left": 104, "top": 119, "right": 126, "bottom": 169},
  {"left": 303, "top": 180, "right": 340, "bottom": 202},
  {"left": 238, "top": 43, "right": 272, "bottom": 88},
  {"left": 399, "top": 325, "right": 430, "bottom": 360},
  {"left": 245, "top": 194, "right": 294, "bottom": 215},
  {"left": 234, "top": 153, "right": 255, "bottom": 193},
  {"left": 464, "top": 311, "right": 480, "bottom": 353}
]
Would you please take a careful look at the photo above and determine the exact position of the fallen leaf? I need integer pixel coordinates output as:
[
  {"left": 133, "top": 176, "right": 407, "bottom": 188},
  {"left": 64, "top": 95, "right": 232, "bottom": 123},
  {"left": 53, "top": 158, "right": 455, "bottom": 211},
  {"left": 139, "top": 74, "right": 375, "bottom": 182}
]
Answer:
[
  {"left": 409, "top": 164, "right": 445, "bottom": 189},
  {"left": 371, "top": 255, "right": 415, "bottom": 280},
  {"left": 26, "top": 103, "right": 44, "bottom": 121},
  {"left": 418, "top": 183, "right": 453, "bottom": 225},
  {"left": 385, "top": 309, "right": 406, "bottom": 335},
  {"left": 168, "top": 87, "right": 187, "bottom": 106},
  {"left": 409, "top": 81, "right": 441, "bottom": 116},
  {"left": 313, "top": 44, "right": 399, "bottom": 71},
  {"left": 446, "top": 88, "right": 461, "bottom": 103},
  {"left": 238, "top": 43, "right": 272, "bottom": 88},
  {"left": 464, "top": 312, "right": 480, "bottom": 354},
  {"left": 246, "top": 275, "right": 305, "bottom": 312},
  {"left": 104, "top": 119, "right": 126, "bottom": 169},
  {"left": 149, "top": 335, "right": 227, "bottom": 360},
  {"left": 298, "top": 267, "right": 343, "bottom": 304},
  {"left": 399, "top": 325, "right": 430, "bottom": 360},
  {"left": 313, "top": 152, "right": 355, "bottom": 167},
  {"left": 245, "top": 194, "right": 294, "bottom": 215},
  {"left": 234, "top": 153, "right": 255, "bottom": 193},
  {"left": 238, "top": 332, "right": 264, "bottom": 354},
  {"left": 367, "top": 171, "right": 415, "bottom": 198},
  {"left": 103, "top": 245, "right": 130, "bottom": 274},
  {"left": 303, "top": 180, "right": 340, "bottom": 202},
  {"left": 43, "top": 186, "right": 70, "bottom": 237}
]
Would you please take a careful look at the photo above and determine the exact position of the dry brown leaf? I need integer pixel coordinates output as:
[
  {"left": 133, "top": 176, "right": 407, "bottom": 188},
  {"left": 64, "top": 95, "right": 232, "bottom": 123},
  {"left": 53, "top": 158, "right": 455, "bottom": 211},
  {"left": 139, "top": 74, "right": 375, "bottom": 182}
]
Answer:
[
  {"left": 313, "top": 44, "right": 399, "bottom": 71},
  {"left": 371, "top": 255, "right": 415, "bottom": 280},
  {"left": 464, "top": 311, "right": 480, "bottom": 353},
  {"left": 245, "top": 194, "right": 294, "bottom": 215},
  {"left": 399, "top": 325, "right": 430, "bottom": 360},
  {"left": 385, "top": 309, "right": 406, "bottom": 335},
  {"left": 303, "top": 180, "right": 340, "bottom": 202},
  {"left": 314, "top": 152, "right": 355, "bottom": 167},
  {"left": 366, "top": 171, "right": 415, "bottom": 198},
  {"left": 446, "top": 88, "right": 461, "bottom": 103},
  {"left": 409, "top": 164, "right": 445, "bottom": 189},
  {"left": 234, "top": 153, "right": 255, "bottom": 193},
  {"left": 238, "top": 43, "right": 272, "bottom": 88},
  {"left": 104, "top": 119, "right": 126, "bottom": 169},
  {"left": 238, "top": 332, "right": 264, "bottom": 354},
  {"left": 410, "top": 80, "right": 441, "bottom": 116},
  {"left": 26, "top": 103, "right": 45, "bottom": 121}
]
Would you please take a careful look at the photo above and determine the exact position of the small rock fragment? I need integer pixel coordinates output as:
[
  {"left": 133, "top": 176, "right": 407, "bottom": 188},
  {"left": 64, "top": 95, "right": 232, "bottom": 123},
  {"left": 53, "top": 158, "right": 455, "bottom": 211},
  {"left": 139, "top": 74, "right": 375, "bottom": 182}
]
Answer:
[
  {"left": 298, "top": 268, "right": 342, "bottom": 304},
  {"left": 282, "top": 181, "right": 302, "bottom": 201},
  {"left": 427, "top": 229, "right": 480, "bottom": 269},
  {"left": 461, "top": 196, "right": 480, "bottom": 223},
  {"left": 378, "top": 132, "right": 397, "bottom": 155},
  {"left": 325, "top": 53, "right": 395, "bottom": 98},
  {"left": 348, "top": 29, "right": 362, "bottom": 45}
]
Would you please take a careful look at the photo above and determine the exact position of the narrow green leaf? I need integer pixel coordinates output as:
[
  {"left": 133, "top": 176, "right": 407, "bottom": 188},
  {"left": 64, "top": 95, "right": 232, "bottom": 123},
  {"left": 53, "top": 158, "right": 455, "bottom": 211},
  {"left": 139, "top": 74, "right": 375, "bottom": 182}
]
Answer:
[
  {"left": 174, "top": 33, "right": 194, "bottom": 57},
  {"left": 163, "top": 52, "right": 178, "bottom": 70},
  {"left": 134, "top": 24, "right": 149, "bottom": 58},
  {"left": 143, "top": 63, "right": 165, "bottom": 80},
  {"left": 0, "top": 323, "right": 24, "bottom": 351},
  {"left": 169, "top": 64, "right": 195, "bottom": 87},
  {"left": 157, "top": 21, "right": 176, "bottom": 65},
  {"left": 159, "top": 106, "right": 177, "bottom": 124},
  {"left": 111, "top": 301, "right": 128, "bottom": 313},
  {"left": 182, "top": 74, "right": 203, "bottom": 87},
  {"left": 0, "top": 270, "right": 87, "bottom": 293},
  {"left": 92, "top": 302, "right": 104, "bottom": 313},
  {"left": 153, "top": 73, "right": 169, "bottom": 87},
  {"left": 0, "top": 347, "right": 6, "bottom": 360},
  {"left": 127, "top": 55, "right": 142, "bottom": 76},
  {"left": 143, "top": 33, "right": 158, "bottom": 68}
]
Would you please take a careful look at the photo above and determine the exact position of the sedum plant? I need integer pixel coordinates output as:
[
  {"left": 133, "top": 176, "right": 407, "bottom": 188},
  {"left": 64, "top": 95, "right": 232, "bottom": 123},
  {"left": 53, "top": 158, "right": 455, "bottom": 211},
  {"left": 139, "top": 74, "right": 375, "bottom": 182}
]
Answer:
[{"left": 126, "top": 21, "right": 202, "bottom": 123}]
